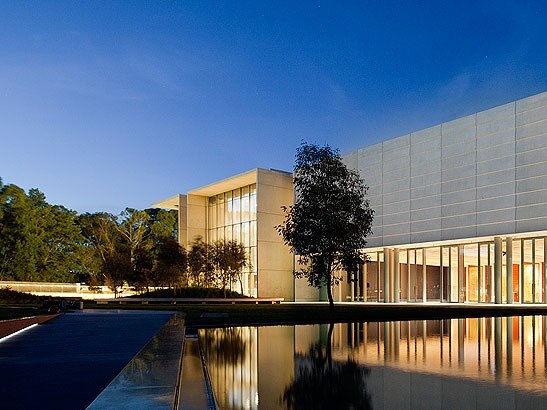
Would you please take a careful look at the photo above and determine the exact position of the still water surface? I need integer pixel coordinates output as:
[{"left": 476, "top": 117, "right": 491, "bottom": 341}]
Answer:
[{"left": 199, "top": 316, "right": 547, "bottom": 409}]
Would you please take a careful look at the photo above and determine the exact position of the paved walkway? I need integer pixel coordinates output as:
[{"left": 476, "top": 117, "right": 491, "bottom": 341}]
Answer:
[{"left": 0, "top": 310, "right": 172, "bottom": 410}]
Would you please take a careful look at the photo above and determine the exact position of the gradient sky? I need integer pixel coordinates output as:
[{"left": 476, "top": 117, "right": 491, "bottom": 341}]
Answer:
[{"left": 1, "top": 1, "right": 546, "bottom": 214}]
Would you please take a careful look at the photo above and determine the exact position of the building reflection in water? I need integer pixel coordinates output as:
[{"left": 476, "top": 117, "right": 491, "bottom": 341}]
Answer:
[{"left": 199, "top": 316, "right": 547, "bottom": 409}]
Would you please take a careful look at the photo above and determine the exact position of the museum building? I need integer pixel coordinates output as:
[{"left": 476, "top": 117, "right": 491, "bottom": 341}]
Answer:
[{"left": 155, "top": 91, "right": 547, "bottom": 304}]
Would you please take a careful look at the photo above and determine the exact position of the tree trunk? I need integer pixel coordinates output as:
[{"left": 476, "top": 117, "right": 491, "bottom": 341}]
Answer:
[
  {"left": 326, "top": 261, "right": 334, "bottom": 310},
  {"left": 326, "top": 277, "right": 334, "bottom": 310}
]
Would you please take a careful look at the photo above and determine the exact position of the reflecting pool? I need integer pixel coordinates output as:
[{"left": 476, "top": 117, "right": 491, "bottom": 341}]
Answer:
[{"left": 199, "top": 316, "right": 547, "bottom": 409}]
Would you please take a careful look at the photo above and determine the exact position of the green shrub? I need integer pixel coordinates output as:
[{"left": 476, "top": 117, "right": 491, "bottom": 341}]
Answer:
[{"left": 0, "top": 287, "right": 48, "bottom": 303}]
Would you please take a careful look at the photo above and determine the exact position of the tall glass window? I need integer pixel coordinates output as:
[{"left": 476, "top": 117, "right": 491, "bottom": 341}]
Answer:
[
  {"left": 408, "top": 249, "right": 416, "bottom": 302},
  {"left": 366, "top": 252, "right": 382, "bottom": 301},
  {"left": 416, "top": 249, "right": 424, "bottom": 302},
  {"left": 441, "top": 247, "right": 450, "bottom": 302},
  {"left": 450, "top": 247, "right": 459, "bottom": 303},
  {"left": 425, "top": 247, "right": 441, "bottom": 301},
  {"left": 207, "top": 184, "right": 258, "bottom": 297},
  {"left": 464, "top": 244, "right": 479, "bottom": 302},
  {"left": 399, "top": 251, "right": 408, "bottom": 302},
  {"left": 233, "top": 188, "right": 241, "bottom": 225},
  {"left": 479, "top": 243, "right": 491, "bottom": 303}
]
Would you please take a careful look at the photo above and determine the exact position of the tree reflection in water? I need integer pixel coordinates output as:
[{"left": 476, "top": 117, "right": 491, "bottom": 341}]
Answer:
[
  {"left": 202, "top": 327, "right": 247, "bottom": 366},
  {"left": 283, "top": 323, "right": 372, "bottom": 410}
]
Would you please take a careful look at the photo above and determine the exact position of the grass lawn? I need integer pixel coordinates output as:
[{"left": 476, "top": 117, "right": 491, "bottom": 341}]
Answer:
[{"left": 83, "top": 301, "right": 547, "bottom": 328}]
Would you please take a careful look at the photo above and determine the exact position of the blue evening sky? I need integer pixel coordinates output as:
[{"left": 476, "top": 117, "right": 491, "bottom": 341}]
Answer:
[{"left": 1, "top": 1, "right": 546, "bottom": 213}]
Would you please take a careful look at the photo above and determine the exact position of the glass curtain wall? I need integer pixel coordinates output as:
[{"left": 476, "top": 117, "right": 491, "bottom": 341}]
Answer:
[
  {"left": 399, "top": 248, "right": 441, "bottom": 302},
  {"left": 508, "top": 238, "right": 545, "bottom": 303},
  {"left": 366, "top": 252, "right": 383, "bottom": 301},
  {"left": 362, "top": 236, "right": 547, "bottom": 304},
  {"left": 208, "top": 184, "right": 258, "bottom": 297}
]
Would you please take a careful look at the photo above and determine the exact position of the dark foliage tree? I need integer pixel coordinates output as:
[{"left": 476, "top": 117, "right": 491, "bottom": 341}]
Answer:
[
  {"left": 78, "top": 208, "right": 182, "bottom": 294},
  {"left": 210, "top": 239, "right": 247, "bottom": 297},
  {"left": 0, "top": 183, "right": 83, "bottom": 282},
  {"left": 151, "top": 234, "right": 187, "bottom": 290},
  {"left": 28, "top": 190, "right": 83, "bottom": 281},
  {"left": 145, "top": 207, "right": 178, "bottom": 239},
  {"left": 188, "top": 236, "right": 213, "bottom": 287},
  {"left": 0, "top": 177, "right": 186, "bottom": 293},
  {"left": 0, "top": 184, "right": 35, "bottom": 281},
  {"left": 277, "top": 142, "right": 374, "bottom": 309},
  {"left": 77, "top": 212, "right": 128, "bottom": 296},
  {"left": 116, "top": 208, "right": 151, "bottom": 289},
  {"left": 226, "top": 240, "right": 248, "bottom": 295}
]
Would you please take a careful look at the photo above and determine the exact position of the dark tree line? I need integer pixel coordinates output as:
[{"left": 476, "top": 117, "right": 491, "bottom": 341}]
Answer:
[
  {"left": 76, "top": 208, "right": 184, "bottom": 295},
  {"left": 0, "top": 179, "right": 82, "bottom": 282},
  {"left": 0, "top": 178, "right": 248, "bottom": 297}
]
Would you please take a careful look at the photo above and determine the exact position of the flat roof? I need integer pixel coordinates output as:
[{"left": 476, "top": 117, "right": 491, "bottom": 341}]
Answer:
[
  {"left": 188, "top": 169, "right": 259, "bottom": 197},
  {"left": 152, "top": 168, "right": 291, "bottom": 207},
  {"left": 151, "top": 194, "right": 182, "bottom": 210}
]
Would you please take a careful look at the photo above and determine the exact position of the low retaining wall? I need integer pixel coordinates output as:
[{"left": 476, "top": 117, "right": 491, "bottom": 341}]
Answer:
[
  {"left": 0, "top": 314, "right": 59, "bottom": 339},
  {"left": 87, "top": 313, "right": 186, "bottom": 409},
  {"left": 94, "top": 297, "right": 284, "bottom": 305}
]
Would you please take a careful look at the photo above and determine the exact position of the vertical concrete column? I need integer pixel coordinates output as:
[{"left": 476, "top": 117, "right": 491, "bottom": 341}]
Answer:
[
  {"left": 422, "top": 250, "right": 427, "bottom": 303},
  {"left": 458, "top": 246, "right": 464, "bottom": 303},
  {"left": 439, "top": 247, "right": 443, "bottom": 303},
  {"left": 383, "top": 248, "right": 390, "bottom": 303},
  {"left": 363, "top": 263, "right": 368, "bottom": 302},
  {"left": 448, "top": 249, "right": 452, "bottom": 302},
  {"left": 488, "top": 245, "right": 494, "bottom": 302},
  {"left": 477, "top": 244, "right": 481, "bottom": 303},
  {"left": 532, "top": 239, "right": 536, "bottom": 303},
  {"left": 506, "top": 237, "right": 513, "bottom": 304},
  {"left": 519, "top": 239, "right": 524, "bottom": 303},
  {"left": 389, "top": 249, "right": 394, "bottom": 302},
  {"left": 407, "top": 250, "right": 412, "bottom": 302},
  {"left": 394, "top": 249, "right": 400, "bottom": 303},
  {"left": 494, "top": 237, "right": 502, "bottom": 304},
  {"left": 376, "top": 253, "right": 381, "bottom": 302},
  {"left": 544, "top": 238, "right": 547, "bottom": 303}
]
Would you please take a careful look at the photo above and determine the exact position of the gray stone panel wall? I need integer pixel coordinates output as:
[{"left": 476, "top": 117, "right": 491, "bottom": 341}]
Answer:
[
  {"left": 343, "top": 91, "right": 547, "bottom": 247},
  {"left": 516, "top": 92, "right": 547, "bottom": 232}
]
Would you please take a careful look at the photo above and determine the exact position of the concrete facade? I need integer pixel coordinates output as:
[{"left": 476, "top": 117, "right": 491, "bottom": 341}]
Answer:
[
  {"left": 338, "top": 91, "right": 547, "bottom": 305},
  {"left": 342, "top": 91, "right": 547, "bottom": 248},
  {"left": 154, "top": 168, "right": 294, "bottom": 300},
  {"left": 255, "top": 170, "right": 295, "bottom": 299}
]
